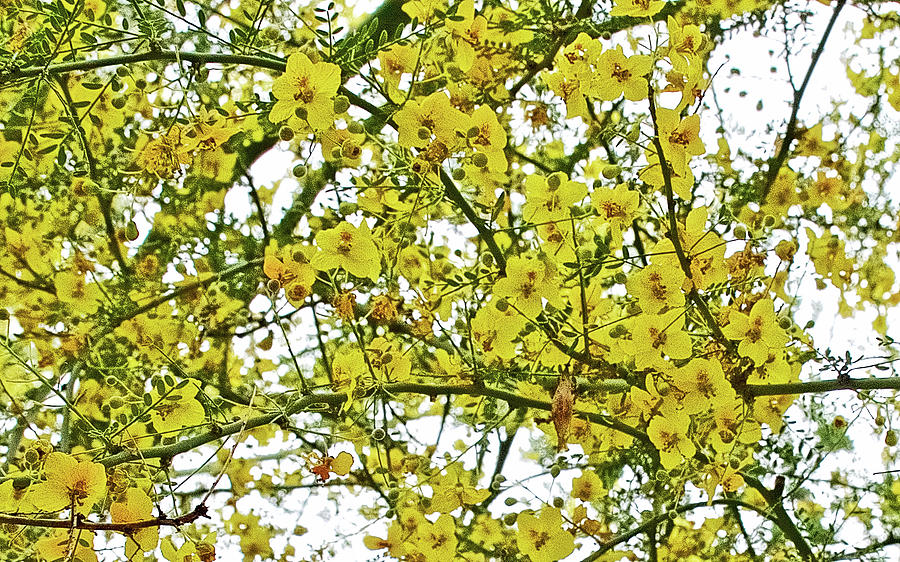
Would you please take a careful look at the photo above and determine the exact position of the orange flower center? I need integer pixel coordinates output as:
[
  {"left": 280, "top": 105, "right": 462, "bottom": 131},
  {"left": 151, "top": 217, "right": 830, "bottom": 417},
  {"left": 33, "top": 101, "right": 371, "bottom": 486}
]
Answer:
[
  {"left": 293, "top": 75, "right": 315, "bottom": 103},
  {"left": 611, "top": 63, "right": 632, "bottom": 83},
  {"left": 337, "top": 231, "right": 354, "bottom": 254}
]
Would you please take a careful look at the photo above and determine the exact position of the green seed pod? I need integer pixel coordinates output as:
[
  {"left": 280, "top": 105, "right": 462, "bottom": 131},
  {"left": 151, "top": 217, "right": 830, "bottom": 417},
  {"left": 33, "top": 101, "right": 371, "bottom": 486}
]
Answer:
[
  {"left": 472, "top": 152, "right": 489, "bottom": 168},
  {"left": 111, "top": 97, "right": 127, "bottom": 109},
  {"left": 550, "top": 465, "right": 561, "bottom": 478},
  {"left": 504, "top": 497, "right": 517, "bottom": 506},
  {"left": 503, "top": 513, "right": 517, "bottom": 526},
  {"left": 292, "top": 164, "right": 307, "bottom": 178},
  {"left": 371, "top": 428, "right": 386, "bottom": 441},
  {"left": 466, "top": 125, "right": 480, "bottom": 138},
  {"left": 339, "top": 202, "right": 357, "bottom": 216},
  {"left": 279, "top": 126, "right": 295, "bottom": 141},
  {"left": 347, "top": 121, "right": 365, "bottom": 135},
  {"left": 733, "top": 225, "right": 747, "bottom": 239},
  {"left": 886, "top": 430, "right": 898, "bottom": 447},
  {"left": 387, "top": 488, "right": 400, "bottom": 501},
  {"left": 331, "top": 146, "right": 343, "bottom": 160},
  {"left": 417, "top": 126, "right": 432, "bottom": 140},
  {"left": 452, "top": 168, "right": 466, "bottom": 181},
  {"left": 552, "top": 497, "right": 564, "bottom": 508},
  {"left": 109, "top": 396, "right": 125, "bottom": 410}
]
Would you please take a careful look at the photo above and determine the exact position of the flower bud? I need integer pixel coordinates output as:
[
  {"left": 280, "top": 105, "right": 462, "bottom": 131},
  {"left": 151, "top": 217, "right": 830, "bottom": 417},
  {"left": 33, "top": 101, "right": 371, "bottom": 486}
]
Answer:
[
  {"left": 333, "top": 95, "right": 350, "bottom": 114},
  {"left": 602, "top": 165, "right": 622, "bottom": 179}
]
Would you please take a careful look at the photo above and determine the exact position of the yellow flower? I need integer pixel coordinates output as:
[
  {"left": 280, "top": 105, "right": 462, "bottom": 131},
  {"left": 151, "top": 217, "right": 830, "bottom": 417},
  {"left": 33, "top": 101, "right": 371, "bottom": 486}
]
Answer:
[
  {"left": 446, "top": 0, "right": 487, "bottom": 72},
  {"left": 111, "top": 487, "right": 159, "bottom": 555},
  {"left": 610, "top": 0, "right": 665, "bottom": 17},
  {"left": 721, "top": 298, "right": 790, "bottom": 366},
  {"left": 31, "top": 452, "right": 107, "bottom": 516},
  {"left": 543, "top": 71, "right": 589, "bottom": 121},
  {"left": 516, "top": 507, "right": 575, "bottom": 562},
  {"left": 471, "top": 301, "right": 527, "bottom": 364},
  {"left": 671, "top": 358, "right": 735, "bottom": 415},
  {"left": 414, "top": 514, "right": 458, "bottom": 559},
  {"left": 312, "top": 221, "right": 382, "bottom": 281},
  {"left": 626, "top": 262, "right": 685, "bottom": 315},
  {"left": 572, "top": 470, "right": 607, "bottom": 502},
  {"left": 429, "top": 464, "right": 491, "bottom": 514},
  {"left": 263, "top": 243, "right": 316, "bottom": 306},
  {"left": 55, "top": 269, "right": 104, "bottom": 315},
  {"left": 629, "top": 308, "right": 693, "bottom": 370},
  {"left": 364, "top": 520, "right": 408, "bottom": 557},
  {"left": 523, "top": 172, "right": 587, "bottom": 223},
  {"left": 493, "top": 254, "right": 560, "bottom": 318},
  {"left": 590, "top": 45, "right": 652, "bottom": 102},
  {"left": 149, "top": 382, "right": 206, "bottom": 434},
  {"left": 34, "top": 529, "right": 98, "bottom": 562},
  {"left": 366, "top": 337, "right": 411, "bottom": 382},
  {"left": 648, "top": 412, "right": 696, "bottom": 469},
  {"left": 667, "top": 17, "right": 707, "bottom": 73},
  {"left": 591, "top": 183, "right": 640, "bottom": 238},
  {"left": 710, "top": 399, "right": 760, "bottom": 453},
  {"left": 638, "top": 146, "right": 696, "bottom": 200},
  {"left": 378, "top": 43, "right": 419, "bottom": 103},
  {"left": 270, "top": 53, "right": 340, "bottom": 130},
  {"left": 805, "top": 170, "right": 850, "bottom": 211},
  {"left": 185, "top": 109, "right": 241, "bottom": 152},
  {"left": 468, "top": 104, "right": 508, "bottom": 172},
  {"left": 394, "top": 91, "right": 470, "bottom": 150},
  {"left": 137, "top": 126, "right": 194, "bottom": 178},
  {"left": 557, "top": 32, "right": 603, "bottom": 81},
  {"left": 652, "top": 206, "right": 727, "bottom": 290},
  {"left": 656, "top": 108, "right": 706, "bottom": 173}
]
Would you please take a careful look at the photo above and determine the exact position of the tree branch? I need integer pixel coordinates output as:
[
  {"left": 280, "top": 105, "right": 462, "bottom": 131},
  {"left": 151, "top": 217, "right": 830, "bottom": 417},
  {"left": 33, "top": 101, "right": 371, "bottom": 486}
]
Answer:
[{"left": 759, "top": 0, "right": 846, "bottom": 202}]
